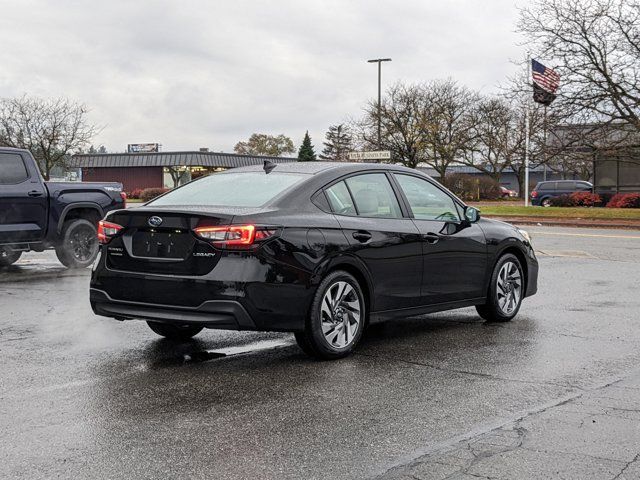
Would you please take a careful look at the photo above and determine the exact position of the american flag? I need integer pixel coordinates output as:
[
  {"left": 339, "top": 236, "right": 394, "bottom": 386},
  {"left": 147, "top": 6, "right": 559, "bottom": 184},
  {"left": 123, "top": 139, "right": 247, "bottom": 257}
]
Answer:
[{"left": 532, "top": 59, "right": 560, "bottom": 93}]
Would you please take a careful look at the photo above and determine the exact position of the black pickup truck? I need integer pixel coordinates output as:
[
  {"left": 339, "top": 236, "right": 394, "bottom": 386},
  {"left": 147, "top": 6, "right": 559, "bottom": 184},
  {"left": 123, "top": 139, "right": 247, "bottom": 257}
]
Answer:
[{"left": 0, "top": 147, "right": 125, "bottom": 268}]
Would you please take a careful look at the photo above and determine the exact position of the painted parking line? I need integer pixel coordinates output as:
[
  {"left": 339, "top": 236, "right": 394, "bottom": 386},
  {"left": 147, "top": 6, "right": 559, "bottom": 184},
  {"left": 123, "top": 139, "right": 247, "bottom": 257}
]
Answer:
[{"left": 529, "top": 231, "right": 640, "bottom": 240}]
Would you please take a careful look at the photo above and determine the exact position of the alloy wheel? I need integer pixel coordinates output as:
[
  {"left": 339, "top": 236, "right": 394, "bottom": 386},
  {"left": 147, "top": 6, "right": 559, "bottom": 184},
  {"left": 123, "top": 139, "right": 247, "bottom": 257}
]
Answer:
[
  {"left": 496, "top": 261, "right": 522, "bottom": 315},
  {"left": 320, "top": 281, "right": 362, "bottom": 349},
  {"left": 69, "top": 224, "right": 98, "bottom": 262}
]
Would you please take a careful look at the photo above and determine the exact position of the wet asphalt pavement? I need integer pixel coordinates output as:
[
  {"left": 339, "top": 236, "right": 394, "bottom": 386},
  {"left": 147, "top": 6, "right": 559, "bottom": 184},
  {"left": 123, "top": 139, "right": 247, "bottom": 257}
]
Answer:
[{"left": 2, "top": 225, "right": 640, "bottom": 479}]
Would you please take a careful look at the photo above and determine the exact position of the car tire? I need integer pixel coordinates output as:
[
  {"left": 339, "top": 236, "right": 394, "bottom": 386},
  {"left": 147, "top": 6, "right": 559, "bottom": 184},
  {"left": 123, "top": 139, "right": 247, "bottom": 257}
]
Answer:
[
  {"left": 55, "top": 218, "right": 99, "bottom": 269},
  {"left": 541, "top": 197, "right": 552, "bottom": 207},
  {"left": 476, "top": 253, "right": 524, "bottom": 323},
  {"left": 295, "top": 270, "right": 366, "bottom": 360},
  {"left": 147, "top": 321, "right": 203, "bottom": 340},
  {"left": 0, "top": 249, "right": 22, "bottom": 267}
]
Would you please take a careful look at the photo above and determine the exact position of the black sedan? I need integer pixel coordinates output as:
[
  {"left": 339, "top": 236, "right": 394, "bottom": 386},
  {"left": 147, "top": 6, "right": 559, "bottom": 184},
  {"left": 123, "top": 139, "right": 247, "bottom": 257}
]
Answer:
[{"left": 90, "top": 162, "right": 538, "bottom": 359}]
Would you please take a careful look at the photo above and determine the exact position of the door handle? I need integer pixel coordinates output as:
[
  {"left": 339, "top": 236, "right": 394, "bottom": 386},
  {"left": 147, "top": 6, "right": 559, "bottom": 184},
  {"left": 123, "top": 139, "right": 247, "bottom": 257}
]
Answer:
[
  {"left": 423, "top": 232, "right": 440, "bottom": 244},
  {"left": 352, "top": 230, "right": 372, "bottom": 243},
  {"left": 27, "top": 190, "right": 43, "bottom": 197}
]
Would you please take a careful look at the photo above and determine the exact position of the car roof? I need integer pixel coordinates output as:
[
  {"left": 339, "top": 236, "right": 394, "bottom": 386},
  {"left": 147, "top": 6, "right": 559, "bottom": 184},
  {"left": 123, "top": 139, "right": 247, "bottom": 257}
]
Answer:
[{"left": 226, "top": 161, "right": 418, "bottom": 176}]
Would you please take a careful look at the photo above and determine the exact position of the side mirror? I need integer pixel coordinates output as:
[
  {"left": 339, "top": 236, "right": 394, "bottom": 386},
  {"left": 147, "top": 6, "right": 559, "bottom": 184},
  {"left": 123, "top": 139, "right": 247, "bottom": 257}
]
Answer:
[{"left": 464, "top": 206, "right": 480, "bottom": 223}]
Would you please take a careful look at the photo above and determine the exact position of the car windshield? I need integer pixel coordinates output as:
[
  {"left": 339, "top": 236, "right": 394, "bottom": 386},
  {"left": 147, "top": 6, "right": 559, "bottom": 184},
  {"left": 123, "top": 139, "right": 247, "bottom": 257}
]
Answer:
[{"left": 148, "top": 171, "right": 308, "bottom": 207}]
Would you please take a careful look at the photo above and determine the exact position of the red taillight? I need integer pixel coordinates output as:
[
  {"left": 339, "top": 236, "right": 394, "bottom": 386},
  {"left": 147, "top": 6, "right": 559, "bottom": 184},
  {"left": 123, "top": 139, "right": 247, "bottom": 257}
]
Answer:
[
  {"left": 530, "top": 190, "right": 538, "bottom": 198},
  {"left": 193, "top": 225, "right": 276, "bottom": 249},
  {"left": 98, "top": 220, "right": 123, "bottom": 244},
  {"left": 120, "top": 191, "right": 127, "bottom": 207}
]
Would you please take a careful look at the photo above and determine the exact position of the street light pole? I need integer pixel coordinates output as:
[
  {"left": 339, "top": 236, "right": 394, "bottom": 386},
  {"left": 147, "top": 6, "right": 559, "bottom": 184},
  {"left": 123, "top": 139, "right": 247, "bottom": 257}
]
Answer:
[{"left": 367, "top": 58, "right": 392, "bottom": 150}]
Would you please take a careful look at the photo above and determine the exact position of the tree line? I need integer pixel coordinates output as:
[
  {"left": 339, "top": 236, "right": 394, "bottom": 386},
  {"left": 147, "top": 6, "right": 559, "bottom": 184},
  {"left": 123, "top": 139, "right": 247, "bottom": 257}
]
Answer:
[{"left": 1, "top": 0, "right": 637, "bottom": 190}]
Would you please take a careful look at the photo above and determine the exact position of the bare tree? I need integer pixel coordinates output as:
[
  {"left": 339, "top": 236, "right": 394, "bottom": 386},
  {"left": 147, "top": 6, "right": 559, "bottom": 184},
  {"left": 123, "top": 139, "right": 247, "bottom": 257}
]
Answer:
[
  {"left": 463, "top": 96, "right": 523, "bottom": 183},
  {"left": 356, "top": 82, "right": 425, "bottom": 168},
  {"left": 0, "top": 95, "right": 98, "bottom": 180},
  {"left": 166, "top": 166, "right": 190, "bottom": 188},
  {"left": 355, "top": 79, "right": 480, "bottom": 173},
  {"left": 518, "top": 0, "right": 640, "bottom": 132},
  {"left": 420, "top": 79, "right": 480, "bottom": 179}
]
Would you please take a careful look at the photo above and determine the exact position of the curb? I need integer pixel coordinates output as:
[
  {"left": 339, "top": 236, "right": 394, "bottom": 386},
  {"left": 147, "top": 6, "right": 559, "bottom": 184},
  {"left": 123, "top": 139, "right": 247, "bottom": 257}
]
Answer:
[{"left": 484, "top": 216, "right": 640, "bottom": 230}]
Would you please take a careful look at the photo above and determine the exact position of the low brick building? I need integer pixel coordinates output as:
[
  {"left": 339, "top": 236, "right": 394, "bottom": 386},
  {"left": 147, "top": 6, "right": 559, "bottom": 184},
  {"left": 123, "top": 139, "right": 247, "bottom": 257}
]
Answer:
[{"left": 71, "top": 151, "right": 297, "bottom": 193}]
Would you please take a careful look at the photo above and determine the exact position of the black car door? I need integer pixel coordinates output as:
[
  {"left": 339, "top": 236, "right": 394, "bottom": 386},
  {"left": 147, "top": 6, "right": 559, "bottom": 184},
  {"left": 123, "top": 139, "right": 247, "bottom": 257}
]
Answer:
[
  {"left": 324, "top": 172, "right": 423, "bottom": 311},
  {"left": 0, "top": 152, "right": 48, "bottom": 244},
  {"left": 391, "top": 173, "right": 487, "bottom": 305}
]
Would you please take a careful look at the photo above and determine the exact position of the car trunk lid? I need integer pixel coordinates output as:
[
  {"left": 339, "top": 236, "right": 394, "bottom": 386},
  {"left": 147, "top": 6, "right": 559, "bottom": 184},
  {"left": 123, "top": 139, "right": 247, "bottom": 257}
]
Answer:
[{"left": 104, "top": 207, "right": 236, "bottom": 275}]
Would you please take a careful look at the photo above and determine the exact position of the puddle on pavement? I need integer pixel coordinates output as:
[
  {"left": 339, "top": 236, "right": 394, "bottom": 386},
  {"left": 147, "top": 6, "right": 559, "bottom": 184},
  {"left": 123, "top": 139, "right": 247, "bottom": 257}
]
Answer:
[{"left": 182, "top": 338, "right": 294, "bottom": 364}]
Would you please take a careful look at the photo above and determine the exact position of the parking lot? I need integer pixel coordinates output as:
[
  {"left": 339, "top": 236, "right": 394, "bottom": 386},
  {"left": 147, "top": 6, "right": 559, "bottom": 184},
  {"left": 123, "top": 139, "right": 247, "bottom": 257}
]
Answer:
[{"left": 2, "top": 225, "right": 640, "bottom": 479}]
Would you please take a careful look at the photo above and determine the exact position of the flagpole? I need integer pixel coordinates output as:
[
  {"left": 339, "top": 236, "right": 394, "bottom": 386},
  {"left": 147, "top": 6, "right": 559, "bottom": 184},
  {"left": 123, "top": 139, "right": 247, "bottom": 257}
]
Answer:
[
  {"left": 524, "top": 53, "right": 531, "bottom": 207},
  {"left": 543, "top": 104, "right": 548, "bottom": 181}
]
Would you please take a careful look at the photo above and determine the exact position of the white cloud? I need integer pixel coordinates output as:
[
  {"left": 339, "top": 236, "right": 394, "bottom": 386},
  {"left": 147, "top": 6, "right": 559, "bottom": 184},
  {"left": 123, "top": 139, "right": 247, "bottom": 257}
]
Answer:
[{"left": 0, "top": 0, "right": 525, "bottom": 154}]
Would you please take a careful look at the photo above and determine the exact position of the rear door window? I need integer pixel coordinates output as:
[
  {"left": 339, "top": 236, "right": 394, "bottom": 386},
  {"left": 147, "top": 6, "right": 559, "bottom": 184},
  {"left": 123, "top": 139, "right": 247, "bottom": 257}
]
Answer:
[
  {"left": 345, "top": 173, "right": 402, "bottom": 218},
  {"left": 0, "top": 153, "right": 29, "bottom": 184}
]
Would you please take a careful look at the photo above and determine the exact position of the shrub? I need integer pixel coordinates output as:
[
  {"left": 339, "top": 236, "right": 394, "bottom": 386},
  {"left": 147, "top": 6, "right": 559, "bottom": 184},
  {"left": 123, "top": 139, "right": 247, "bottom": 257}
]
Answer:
[
  {"left": 129, "top": 188, "right": 143, "bottom": 199},
  {"left": 444, "top": 173, "right": 476, "bottom": 200},
  {"left": 443, "top": 173, "right": 501, "bottom": 201},
  {"left": 606, "top": 193, "right": 640, "bottom": 208},
  {"left": 140, "top": 187, "right": 169, "bottom": 202},
  {"left": 477, "top": 177, "right": 502, "bottom": 200},
  {"left": 549, "top": 194, "right": 576, "bottom": 207},
  {"left": 569, "top": 192, "right": 602, "bottom": 207}
]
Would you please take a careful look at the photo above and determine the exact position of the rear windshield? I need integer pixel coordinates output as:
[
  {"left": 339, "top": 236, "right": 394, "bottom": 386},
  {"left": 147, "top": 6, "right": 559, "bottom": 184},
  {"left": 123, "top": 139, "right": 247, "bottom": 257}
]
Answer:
[{"left": 149, "top": 171, "right": 307, "bottom": 207}]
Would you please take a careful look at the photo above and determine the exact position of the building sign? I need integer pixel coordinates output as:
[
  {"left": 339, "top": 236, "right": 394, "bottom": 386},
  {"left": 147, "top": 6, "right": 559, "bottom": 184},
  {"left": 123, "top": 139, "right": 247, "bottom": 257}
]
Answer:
[
  {"left": 128, "top": 143, "right": 160, "bottom": 153},
  {"left": 348, "top": 150, "right": 391, "bottom": 161}
]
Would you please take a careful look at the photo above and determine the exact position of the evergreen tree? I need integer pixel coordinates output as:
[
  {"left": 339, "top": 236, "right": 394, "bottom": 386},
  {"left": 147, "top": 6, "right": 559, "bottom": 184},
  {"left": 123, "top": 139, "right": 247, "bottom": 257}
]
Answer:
[
  {"left": 320, "top": 124, "right": 353, "bottom": 161},
  {"left": 297, "top": 131, "right": 317, "bottom": 161}
]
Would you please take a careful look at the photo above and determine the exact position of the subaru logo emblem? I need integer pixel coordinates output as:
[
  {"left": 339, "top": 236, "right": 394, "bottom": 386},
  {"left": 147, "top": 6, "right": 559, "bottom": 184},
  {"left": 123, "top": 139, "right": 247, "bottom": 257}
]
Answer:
[{"left": 148, "top": 216, "right": 163, "bottom": 227}]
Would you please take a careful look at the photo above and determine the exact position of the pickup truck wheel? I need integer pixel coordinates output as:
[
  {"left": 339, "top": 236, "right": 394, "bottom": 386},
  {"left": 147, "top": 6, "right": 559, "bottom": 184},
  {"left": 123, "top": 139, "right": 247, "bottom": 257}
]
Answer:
[
  {"left": 0, "top": 249, "right": 22, "bottom": 267},
  {"left": 55, "top": 218, "right": 99, "bottom": 269}
]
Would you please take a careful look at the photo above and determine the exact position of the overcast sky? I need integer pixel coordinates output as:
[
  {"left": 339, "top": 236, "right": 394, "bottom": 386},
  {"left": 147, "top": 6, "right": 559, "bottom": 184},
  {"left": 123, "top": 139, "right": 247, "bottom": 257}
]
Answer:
[{"left": 0, "top": 0, "right": 525, "bottom": 154}]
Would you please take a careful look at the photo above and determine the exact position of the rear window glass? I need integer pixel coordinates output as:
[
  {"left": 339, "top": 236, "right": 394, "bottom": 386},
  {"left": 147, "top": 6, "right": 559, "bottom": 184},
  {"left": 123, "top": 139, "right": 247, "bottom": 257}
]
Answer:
[
  {"left": 326, "top": 181, "right": 356, "bottom": 215},
  {"left": 0, "top": 153, "right": 29, "bottom": 184},
  {"left": 537, "top": 182, "right": 554, "bottom": 190},
  {"left": 148, "top": 171, "right": 307, "bottom": 207}
]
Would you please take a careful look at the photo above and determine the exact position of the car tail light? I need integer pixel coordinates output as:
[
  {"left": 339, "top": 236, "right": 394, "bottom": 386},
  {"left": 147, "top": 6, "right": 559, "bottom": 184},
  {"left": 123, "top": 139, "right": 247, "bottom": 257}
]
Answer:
[
  {"left": 530, "top": 190, "right": 538, "bottom": 199},
  {"left": 193, "top": 225, "right": 277, "bottom": 249},
  {"left": 98, "top": 220, "right": 124, "bottom": 244},
  {"left": 119, "top": 191, "right": 127, "bottom": 207}
]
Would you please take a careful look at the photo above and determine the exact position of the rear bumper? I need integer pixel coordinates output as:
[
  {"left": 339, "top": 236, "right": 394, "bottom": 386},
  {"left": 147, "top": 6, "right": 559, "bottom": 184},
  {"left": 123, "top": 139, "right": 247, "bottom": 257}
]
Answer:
[{"left": 90, "top": 288, "right": 257, "bottom": 330}]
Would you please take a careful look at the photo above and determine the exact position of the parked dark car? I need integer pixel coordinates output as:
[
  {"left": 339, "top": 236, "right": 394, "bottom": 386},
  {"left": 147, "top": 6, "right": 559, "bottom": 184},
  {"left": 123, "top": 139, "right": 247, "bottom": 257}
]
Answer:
[
  {"left": 530, "top": 180, "right": 593, "bottom": 207},
  {"left": 0, "top": 147, "right": 126, "bottom": 268},
  {"left": 90, "top": 162, "right": 538, "bottom": 359}
]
